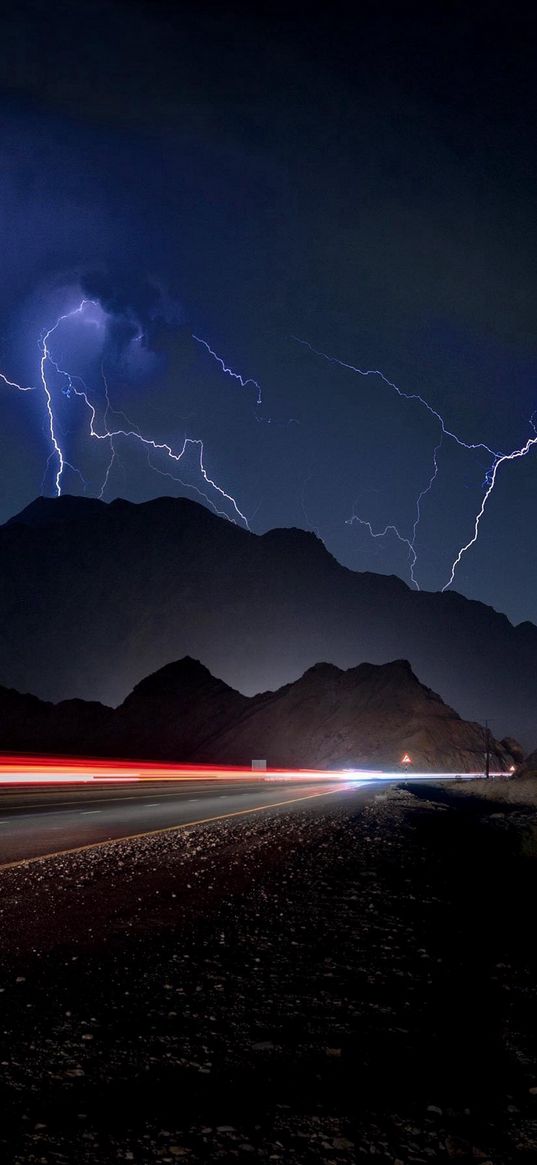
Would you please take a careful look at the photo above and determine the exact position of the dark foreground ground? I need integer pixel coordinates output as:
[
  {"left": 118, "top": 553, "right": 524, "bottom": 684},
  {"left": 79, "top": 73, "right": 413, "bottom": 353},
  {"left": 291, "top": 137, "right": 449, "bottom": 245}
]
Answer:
[{"left": 1, "top": 783, "right": 536, "bottom": 1163}]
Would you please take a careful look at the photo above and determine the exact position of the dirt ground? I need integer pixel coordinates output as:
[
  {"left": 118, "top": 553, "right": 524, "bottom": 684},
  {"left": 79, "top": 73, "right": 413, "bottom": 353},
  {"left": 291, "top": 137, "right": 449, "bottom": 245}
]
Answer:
[{"left": 1, "top": 784, "right": 536, "bottom": 1163}]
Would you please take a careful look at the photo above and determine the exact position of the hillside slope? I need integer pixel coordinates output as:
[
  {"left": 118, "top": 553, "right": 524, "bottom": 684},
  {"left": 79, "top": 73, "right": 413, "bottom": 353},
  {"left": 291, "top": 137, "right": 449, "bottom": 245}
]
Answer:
[
  {"left": 0, "top": 656, "right": 517, "bottom": 772},
  {"left": 0, "top": 494, "right": 535, "bottom": 745}
]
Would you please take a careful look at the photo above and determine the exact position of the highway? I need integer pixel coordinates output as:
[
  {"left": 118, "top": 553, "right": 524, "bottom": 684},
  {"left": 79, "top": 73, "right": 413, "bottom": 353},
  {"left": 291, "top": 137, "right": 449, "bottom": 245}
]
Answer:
[
  {"left": 0, "top": 773, "right": 365, "bottom": 868},
  {"left": 0, "top": 751, "right": 493, "bottom": 869}
]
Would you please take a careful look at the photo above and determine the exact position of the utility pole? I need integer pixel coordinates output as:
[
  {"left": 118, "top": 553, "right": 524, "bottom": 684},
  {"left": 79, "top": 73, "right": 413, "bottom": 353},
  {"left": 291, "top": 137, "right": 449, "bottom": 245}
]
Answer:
[{"left": 484, "top": 719, "right": 491, "bottom": 779}]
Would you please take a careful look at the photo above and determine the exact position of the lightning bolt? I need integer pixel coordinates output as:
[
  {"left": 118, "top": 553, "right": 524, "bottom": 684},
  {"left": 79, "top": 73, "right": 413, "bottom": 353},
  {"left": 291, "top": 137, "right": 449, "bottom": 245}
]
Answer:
[
  {"left": 346, "top": 439, "right": 442, "bottom": 590},
  {"left": 75, "top": 385, "right": 249, "bottom": 526},
  {"left": 192, "top": 335, "right": 262, "bottom": 405},
  {"left": 98, "top": 362, "right": 138, "bottom": 500},
  {"left": 1, "top": 300, "right": 249, "bottom": 527},
  {"left": 293, "top": 337, "right": 502, "bottom": 457},
  {"left": 63, "top": 365, "right": 250, "bottom": 528},
  {"left": 442, "top": 435, "right": 537, "bottom": 590},
  {"left": 98, "top": 440, "right": 116, "bottom": 500},
  {"left": 193, "top": 333, "right": 300, "bottom": 427},
  {"left": 346, "top": 510, "right": 414, "bottom": 557},
  {"left": 39, "top": 299, "right": 99, "bottom": 494},
  {"left": 299, "top": 467, "right": 321, "bottom": 539},
  {"left": 408, "top": 437, "right": 442, "bottom": 587},
  {"left": 0, "top": 372, "right": 35, "bottom": 393},
  {"left": 144, "top": 450, "right": 234, "bottom": 522},
  {"left": 295, "top": 336, "right": 537, "bottom": 590}
]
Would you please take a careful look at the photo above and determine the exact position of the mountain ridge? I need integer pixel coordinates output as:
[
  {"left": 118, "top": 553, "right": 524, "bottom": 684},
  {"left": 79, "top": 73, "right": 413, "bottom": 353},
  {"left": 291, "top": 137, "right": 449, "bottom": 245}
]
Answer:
[
  {"left": 0, "top": 654, "right": 518, "bottom": 771},
  {"left": 6, "top": 493, "right": 525, "bottom": 627},
  {"left": 1, "top": 494, "right": 535, "bottom": 745}
]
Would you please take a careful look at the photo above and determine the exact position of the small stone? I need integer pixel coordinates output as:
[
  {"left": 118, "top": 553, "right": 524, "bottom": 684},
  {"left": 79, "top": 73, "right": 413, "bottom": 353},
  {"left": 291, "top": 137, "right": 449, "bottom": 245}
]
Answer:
[{"left": 446, "top": 1135, "right": 471, "bottom": 1158}]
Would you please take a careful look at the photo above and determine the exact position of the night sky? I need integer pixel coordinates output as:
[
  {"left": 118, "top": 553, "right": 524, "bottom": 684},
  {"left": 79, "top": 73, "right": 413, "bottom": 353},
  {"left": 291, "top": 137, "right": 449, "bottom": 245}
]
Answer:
[{"left": 1, "top": 1, "right": 536, "bottom": 625}]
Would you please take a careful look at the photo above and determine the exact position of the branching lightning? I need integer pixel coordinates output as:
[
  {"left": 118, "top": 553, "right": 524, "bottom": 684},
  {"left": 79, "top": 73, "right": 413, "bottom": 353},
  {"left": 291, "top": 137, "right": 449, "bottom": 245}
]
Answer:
[
  {"left": 345, "top": 437, "right": 443, "bottom": 590},
  {"left": 3, "top": 303, "right": 535, "bottom": 591},
  {"left": 1, "top": 299, "right": 249, "bottom": 528},
  {"left": 144, "top": 450, "right": 234, "bottom": 522},
  {"left": 67, "top": 373, "right": 250, "bottom": 528},
  {"left": 346, "top": 510, "right": 414, "bottom": 560},
  {"left": 39, "top": 299, "right": 97, "bottom": 495},
  {"left": 0, "top": 372, "right": 35, "bottom": 393},
  {"left": 99, "top": 438, "right": 117, "bottom": 500},
  {"left": 295, "top": 335, "right": 536, "bottom": 590},
  {"left": 293, "top": 337, "right": 502, "bottom": 458},
  {"left": 408, "top": 437, "right": 442, "bottom": 588},
  {"left": 98, "top": 361, "right": 137, "bottom": 500},
  {"left": 192, "top": 334, "right": 262, "bottom": 404},
  {"left": 193, "top": 332, "right": 299, "bottom": 427},
  {"left": 441, "top": 434, "right": 537, "bottom": 591}
]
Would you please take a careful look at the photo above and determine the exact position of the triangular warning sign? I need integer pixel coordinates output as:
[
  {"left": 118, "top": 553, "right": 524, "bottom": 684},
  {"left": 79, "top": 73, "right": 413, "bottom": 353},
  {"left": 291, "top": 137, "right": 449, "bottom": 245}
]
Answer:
[{"left": 401, "top": 753, "right": 412, "bottom": 765}]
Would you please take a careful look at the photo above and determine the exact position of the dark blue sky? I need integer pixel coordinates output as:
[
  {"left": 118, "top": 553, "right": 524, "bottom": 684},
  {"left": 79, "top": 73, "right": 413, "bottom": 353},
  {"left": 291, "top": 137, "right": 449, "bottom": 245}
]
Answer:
[{"left": 1, "top": 1, "right": 536, "bottom": 625}]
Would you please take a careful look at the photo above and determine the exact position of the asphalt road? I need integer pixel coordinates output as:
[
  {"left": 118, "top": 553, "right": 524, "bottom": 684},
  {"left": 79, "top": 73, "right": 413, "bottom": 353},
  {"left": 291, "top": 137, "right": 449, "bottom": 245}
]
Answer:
[{"left": 0, "top": 777, "right": 368, "bottom": 867}]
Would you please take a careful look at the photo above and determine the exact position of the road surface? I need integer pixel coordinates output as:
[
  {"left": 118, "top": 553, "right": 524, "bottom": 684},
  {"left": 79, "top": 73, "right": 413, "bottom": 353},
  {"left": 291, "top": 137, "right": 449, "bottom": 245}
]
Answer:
[{"left": 0, "top": 775, "right": 368, "bottom": 867}]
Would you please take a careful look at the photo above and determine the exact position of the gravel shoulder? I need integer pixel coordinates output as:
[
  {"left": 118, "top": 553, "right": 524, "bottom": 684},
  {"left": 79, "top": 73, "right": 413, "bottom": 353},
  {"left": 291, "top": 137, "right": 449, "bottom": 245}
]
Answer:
[
  {"left": 1, "top": 785, "right": 536, "bottom": 1164},
  {"left": 426, "top": 776, "right": 537, "bottom": 809}
]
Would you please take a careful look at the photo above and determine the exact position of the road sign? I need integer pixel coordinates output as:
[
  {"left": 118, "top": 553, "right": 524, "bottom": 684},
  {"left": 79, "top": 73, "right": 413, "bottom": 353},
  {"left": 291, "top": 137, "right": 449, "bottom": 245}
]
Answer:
[{"left": 400, "top": 753, "right": 412, "bottom": 766}]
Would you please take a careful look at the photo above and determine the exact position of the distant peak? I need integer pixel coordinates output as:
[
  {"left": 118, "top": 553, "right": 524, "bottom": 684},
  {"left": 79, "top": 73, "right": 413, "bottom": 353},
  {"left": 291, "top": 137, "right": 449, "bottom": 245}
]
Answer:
[
  {"left": 381, "top": 658, "right": 414, "bottom": 674},
  {"left": 3, "top": 493, "right": 251, "bottom": 533},
  {"left": 301, "top": 661, "right": 344, "bottom": 679},
  {"left": 5, "top": 494, "right": 108, "bottom": 529},
  {"left": 122, "top": 655, "right": 236, "bottom": 706}
]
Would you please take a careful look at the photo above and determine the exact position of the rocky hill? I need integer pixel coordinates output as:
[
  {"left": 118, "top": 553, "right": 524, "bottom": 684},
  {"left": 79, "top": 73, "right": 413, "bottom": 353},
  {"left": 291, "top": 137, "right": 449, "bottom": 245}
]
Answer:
[
  {"left": 519, "top": 748, "right": 537, "bottom": 778},
  {"left": 0, "top": 656, "right": 518, "bottom": 772},
  {"left": 185, "top": 658, "right": 515, "bottom": 771},
  {"left": 1, "top": 494, "right": 535, "bottom": 745}
]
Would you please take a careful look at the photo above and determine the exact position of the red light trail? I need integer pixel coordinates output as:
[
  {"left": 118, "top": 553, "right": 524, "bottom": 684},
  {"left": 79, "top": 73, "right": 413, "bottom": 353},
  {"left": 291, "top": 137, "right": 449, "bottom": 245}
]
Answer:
[{"left": 0, "top": 755, "right": 504, "bottom": 787}]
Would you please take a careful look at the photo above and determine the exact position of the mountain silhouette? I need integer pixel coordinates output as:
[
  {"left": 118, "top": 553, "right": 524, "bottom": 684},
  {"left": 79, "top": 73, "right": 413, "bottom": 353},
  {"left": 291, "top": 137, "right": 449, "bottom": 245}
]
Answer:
[
  {"left": 1, "top": 494, "right": 535, "bottom": 745},
  {"left": 0, "top": 655, "right": 518, "bottom": 771}
]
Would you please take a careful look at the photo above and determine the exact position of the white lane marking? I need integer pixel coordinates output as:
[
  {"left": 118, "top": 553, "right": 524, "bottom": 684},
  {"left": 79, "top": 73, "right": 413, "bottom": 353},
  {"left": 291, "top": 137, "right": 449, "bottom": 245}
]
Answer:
[
  {"left": 0, "top": 788, "right": 347, "bottom": 871},
  {"left": 0, "top": 784, "right": 326, "bottom": 826},
  {"left": 0, "top": 789, "right": 259, "bottom": 822},
  {"left": 0, "top": 787, "right": 254, "bottom": 814},
  {"left": 0, "top": 810, "right": 88, "bottom": 823},
  {"left": 0, "top": 793, "right": 155, "bottom": 813}
]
